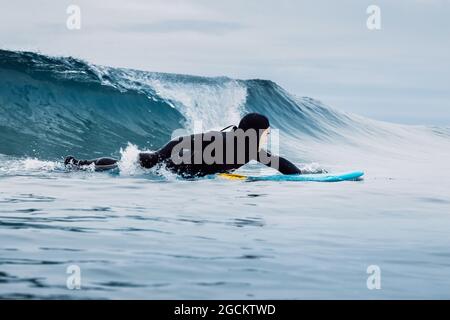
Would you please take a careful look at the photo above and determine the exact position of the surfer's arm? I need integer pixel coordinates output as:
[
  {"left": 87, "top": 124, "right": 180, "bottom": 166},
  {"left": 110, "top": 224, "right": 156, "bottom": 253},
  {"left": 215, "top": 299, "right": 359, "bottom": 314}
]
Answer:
[{"left": 257, "top": 150, "right": 302, "bottom": 175}]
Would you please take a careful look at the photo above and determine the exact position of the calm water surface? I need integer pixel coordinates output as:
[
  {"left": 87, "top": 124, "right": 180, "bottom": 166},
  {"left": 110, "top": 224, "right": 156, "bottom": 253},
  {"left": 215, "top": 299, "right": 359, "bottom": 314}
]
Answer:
[{"left": 1, "top": 160, "right": 450, "bottom": 299}]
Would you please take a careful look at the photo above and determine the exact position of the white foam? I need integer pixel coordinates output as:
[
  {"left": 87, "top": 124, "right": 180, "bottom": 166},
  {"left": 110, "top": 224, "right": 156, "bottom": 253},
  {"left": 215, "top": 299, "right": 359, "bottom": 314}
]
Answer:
[
  {"left": 107, "top": 68, "right": 248, "bottom": 131},
  {"left": 89, "top": 65, "right": 248, "bottom": 131},
  {"left": 148, "top": 78, "right": 247, "bottom": 131},
  {"left": 116, "top": 143, "right": 181, "bottom": 181},
  {"left": 117, "top": 143, "right": 143, "bottom": 176},
  {"left": 22, "top": 158, "right": 60, "bottom": 171},
  {"left": 0, "top": 157, "right": 63, "bottom": 176}
]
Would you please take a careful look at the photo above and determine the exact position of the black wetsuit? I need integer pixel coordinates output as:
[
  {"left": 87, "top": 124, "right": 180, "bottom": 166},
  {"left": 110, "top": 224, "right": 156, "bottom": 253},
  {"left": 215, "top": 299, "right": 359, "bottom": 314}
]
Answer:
[
  {"left": 66, "top": 130, "right": 301, "bottom": 177},
  {"left": 65, "top": 113, "right": 302, "bottom": 177}
]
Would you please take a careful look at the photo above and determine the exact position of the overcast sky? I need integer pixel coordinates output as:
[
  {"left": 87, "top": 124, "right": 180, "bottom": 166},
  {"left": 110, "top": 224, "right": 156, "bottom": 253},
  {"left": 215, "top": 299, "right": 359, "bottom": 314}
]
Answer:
[{"left": 1, "top": 0, "right": 449, "bottom": 125}]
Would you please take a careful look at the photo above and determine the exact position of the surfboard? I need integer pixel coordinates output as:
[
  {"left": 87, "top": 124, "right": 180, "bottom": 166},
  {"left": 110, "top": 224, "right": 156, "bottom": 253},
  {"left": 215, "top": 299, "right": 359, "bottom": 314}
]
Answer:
[{"left": 218, "top": 171, "right": 364, "bottom": 182}]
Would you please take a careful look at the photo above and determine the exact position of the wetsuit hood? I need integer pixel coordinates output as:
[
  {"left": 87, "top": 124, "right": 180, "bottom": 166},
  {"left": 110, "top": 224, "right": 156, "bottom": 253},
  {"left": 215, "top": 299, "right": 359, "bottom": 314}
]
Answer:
[
  {"left": 237, "top": 113, "right": 270, "bottom": 151},
  {"left": 238, "top": 113, "right": 270, "bottom": 132}
]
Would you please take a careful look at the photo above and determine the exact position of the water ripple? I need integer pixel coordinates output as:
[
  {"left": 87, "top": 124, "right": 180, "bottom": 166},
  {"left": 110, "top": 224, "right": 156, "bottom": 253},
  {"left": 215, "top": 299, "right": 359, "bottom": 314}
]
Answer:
[{"left": 0, "top": 194, "right": 56, "bottom": 203}]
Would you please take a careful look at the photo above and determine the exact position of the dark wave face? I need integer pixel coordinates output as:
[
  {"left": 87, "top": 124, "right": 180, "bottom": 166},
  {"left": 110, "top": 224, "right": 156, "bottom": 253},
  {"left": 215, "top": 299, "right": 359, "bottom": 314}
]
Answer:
[
  {"left": 0, "top": 50, "right": 184, "bottom": 159},
  {"left": 0, "top": 49, "right": 447, "bottom": 161}
]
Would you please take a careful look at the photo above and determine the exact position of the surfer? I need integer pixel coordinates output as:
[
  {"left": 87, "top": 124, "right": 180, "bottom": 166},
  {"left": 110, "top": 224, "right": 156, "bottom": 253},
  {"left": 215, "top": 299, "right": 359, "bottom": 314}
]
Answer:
[{"left": 64, "top": 113, "right": 302, "bottom": 177}]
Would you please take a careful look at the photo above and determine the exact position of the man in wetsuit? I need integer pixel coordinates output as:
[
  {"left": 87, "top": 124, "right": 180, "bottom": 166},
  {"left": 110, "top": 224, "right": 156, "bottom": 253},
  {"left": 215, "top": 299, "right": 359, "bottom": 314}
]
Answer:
[{"left": 64, "top": 113, "right": 302, "bottom": 177}]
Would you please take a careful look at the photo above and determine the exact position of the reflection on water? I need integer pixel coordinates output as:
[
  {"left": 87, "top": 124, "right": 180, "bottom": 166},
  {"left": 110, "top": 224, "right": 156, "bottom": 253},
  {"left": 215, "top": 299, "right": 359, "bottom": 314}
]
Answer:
[{"left": 1, "top": 164, "right": 450, "bottom": 299}]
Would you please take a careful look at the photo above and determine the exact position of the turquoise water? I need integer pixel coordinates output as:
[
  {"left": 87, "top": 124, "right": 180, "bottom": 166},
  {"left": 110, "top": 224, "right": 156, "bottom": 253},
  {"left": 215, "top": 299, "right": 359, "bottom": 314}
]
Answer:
[{"left": 1, "top": 50, "right": 450, "bottom": 299}]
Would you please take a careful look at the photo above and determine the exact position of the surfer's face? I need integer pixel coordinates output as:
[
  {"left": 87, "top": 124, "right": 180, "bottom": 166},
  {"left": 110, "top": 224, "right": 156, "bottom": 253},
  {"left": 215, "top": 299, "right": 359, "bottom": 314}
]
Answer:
[{"left": 258, "top": 128, "right": 270, "bottom": 151}]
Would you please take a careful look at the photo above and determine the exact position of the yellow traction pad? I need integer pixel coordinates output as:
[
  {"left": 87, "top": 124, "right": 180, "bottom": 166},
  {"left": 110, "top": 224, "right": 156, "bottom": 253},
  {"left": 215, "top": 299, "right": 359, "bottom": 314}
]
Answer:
[{"left": 218, "top": 173, "right": 247, "bottom": 180}]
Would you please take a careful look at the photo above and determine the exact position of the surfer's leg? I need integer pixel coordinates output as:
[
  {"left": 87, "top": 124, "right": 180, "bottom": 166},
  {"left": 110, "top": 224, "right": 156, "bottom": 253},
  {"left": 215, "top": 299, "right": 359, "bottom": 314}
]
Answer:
[{"left": 64, "top": 156, "right": 118, "bottom": 170}]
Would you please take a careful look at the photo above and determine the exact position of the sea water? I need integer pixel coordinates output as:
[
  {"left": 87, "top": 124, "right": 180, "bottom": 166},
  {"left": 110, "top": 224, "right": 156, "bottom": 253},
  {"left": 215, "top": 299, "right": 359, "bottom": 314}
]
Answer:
[{"left": 1, "top": 50, "right": 450, "bottom": 299}]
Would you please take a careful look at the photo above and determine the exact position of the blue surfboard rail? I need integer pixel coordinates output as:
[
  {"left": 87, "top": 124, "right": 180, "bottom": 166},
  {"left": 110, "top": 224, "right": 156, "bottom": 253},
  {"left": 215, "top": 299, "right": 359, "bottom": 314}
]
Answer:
[{"left": 246, "top": 171, "right": 364, "bottom": 182}]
